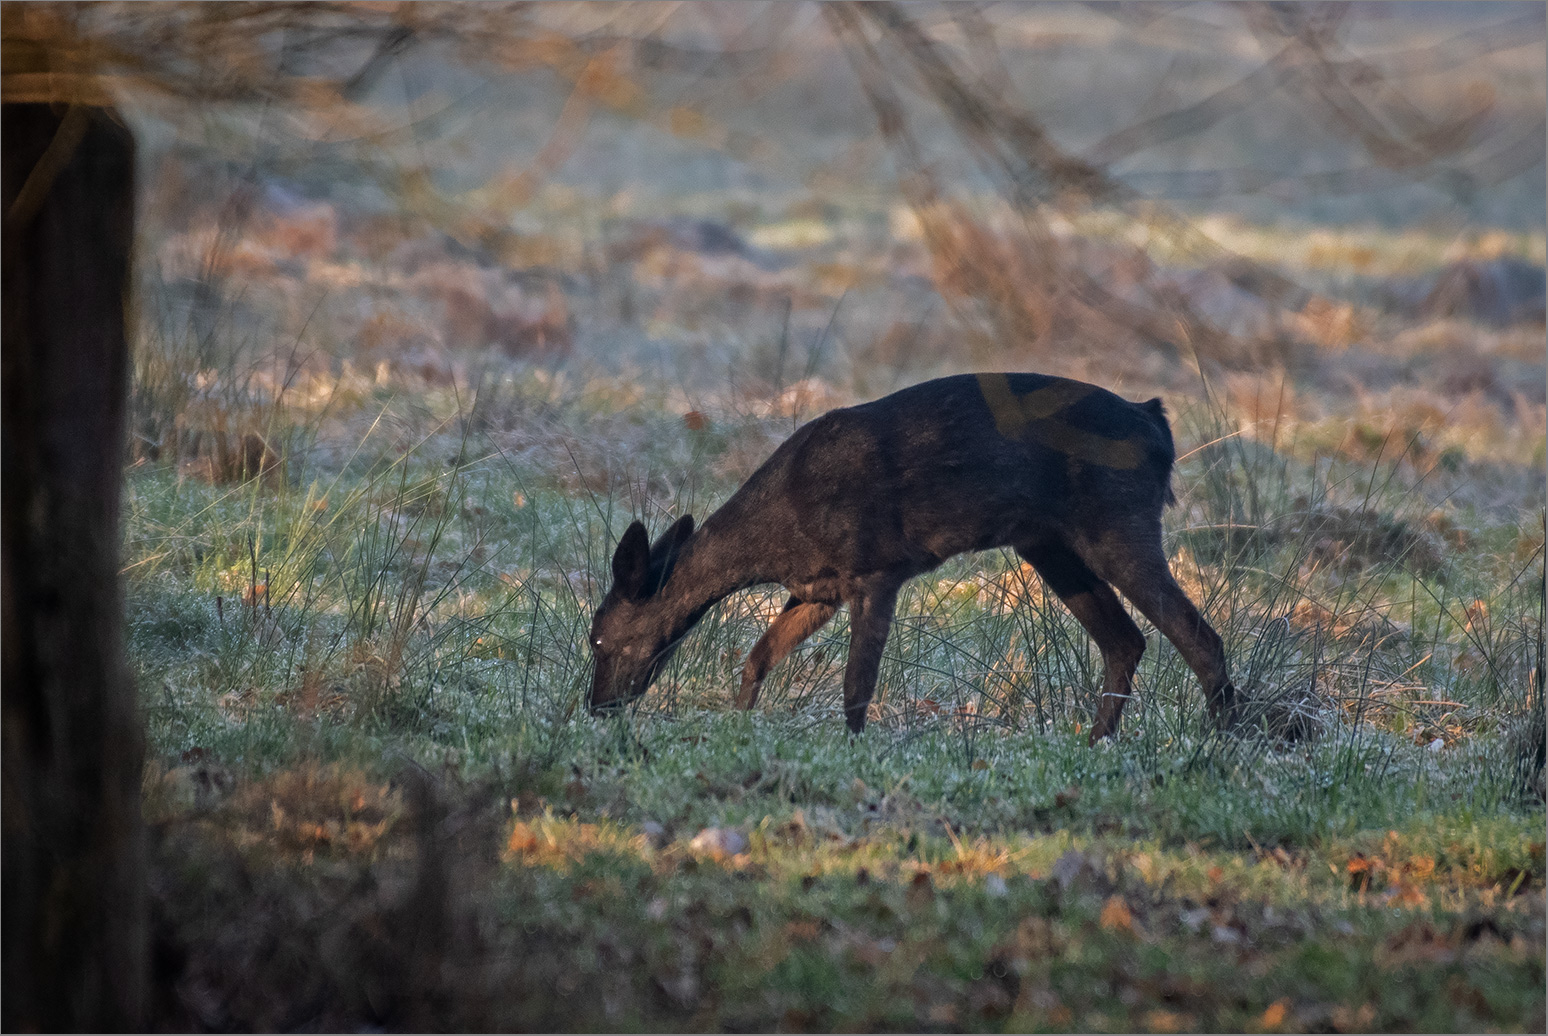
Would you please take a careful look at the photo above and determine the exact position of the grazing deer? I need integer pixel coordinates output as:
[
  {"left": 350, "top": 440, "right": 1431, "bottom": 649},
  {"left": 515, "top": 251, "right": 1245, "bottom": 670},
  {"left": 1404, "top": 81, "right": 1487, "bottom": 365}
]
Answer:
[{"left": 587, "top": 373, "right": 1236, "bottom": 743}]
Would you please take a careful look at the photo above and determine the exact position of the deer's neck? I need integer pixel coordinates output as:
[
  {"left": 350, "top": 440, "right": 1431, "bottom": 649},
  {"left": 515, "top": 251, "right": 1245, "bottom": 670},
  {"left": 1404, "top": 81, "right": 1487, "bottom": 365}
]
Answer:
[{"left": 659, "top": 498, "right": 772, "bottom": 634}]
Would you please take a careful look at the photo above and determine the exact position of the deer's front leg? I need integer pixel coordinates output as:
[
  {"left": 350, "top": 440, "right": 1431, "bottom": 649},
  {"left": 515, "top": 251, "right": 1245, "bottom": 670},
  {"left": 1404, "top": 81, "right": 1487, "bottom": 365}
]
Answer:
[
  {"left": 737, "top": 597, "right": 838, "bottom": 710},
  {"left": 842, "top": 584, "right": 899, "bottom": 734}
]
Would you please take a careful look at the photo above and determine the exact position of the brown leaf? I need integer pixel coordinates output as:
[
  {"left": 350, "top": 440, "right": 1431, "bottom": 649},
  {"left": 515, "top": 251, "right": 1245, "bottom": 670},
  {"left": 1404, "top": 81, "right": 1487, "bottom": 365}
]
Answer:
[
  {"left": 1145, "top": 1008, "right": 1189, "bottom": 1032},
  {"left": 507, "top": 821, "right": 538, "bottom": 855},
  {"left": 784, "top": 919, "right": 821, "bottom": 942},
  {"left": 1099, "top": 895, "right": 1134, "bottom": 934},
  {"left": 906, "top": 870, "right": 935, "bottom": 909},
  {"left": 1257, "top": 998, "right": 1289, "bottom": 1031}
]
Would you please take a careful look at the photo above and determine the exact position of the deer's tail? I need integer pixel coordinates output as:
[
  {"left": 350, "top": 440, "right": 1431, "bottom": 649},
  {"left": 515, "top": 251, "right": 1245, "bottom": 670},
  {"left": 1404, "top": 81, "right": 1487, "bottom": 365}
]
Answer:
[{"left": 1142, "top": 398, "right": 1177, "bottom": 507}]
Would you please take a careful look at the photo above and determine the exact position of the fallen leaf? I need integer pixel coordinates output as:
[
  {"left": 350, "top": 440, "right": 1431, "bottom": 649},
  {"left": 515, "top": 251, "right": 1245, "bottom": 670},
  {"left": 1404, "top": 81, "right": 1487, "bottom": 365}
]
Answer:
[
  {"left": 1347, "top": 853, "right": 1382, "bottom": 891},
  {"left": 907, "top": 870, "right": 935, "bottom": 909},
  {"left": 1258, "top": 998, "right": 1289, "bottom": 1030},
  {"left": 784, "top": 919, "right": 821, "bottom": 942},
  {"left": 1099, "top": 895, "right": 1134, "bottom": 933},
  {"left": 1145, "top": 1008, "right": 1187, "bottom": 1032},
  {"left": 507, "top": 820, "right": 539, "bottom": 855}
]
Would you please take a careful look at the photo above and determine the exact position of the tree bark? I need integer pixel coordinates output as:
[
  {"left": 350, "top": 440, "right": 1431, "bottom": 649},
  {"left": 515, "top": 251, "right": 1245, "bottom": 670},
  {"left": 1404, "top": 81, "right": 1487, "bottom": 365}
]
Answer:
[{"left": 2, "top": 102, "right": 144, "bottom": 1031}]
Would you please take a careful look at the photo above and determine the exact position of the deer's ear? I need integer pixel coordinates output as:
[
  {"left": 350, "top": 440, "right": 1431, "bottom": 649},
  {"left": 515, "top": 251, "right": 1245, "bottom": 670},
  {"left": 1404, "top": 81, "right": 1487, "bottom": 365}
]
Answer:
[
  {"left": 654, "top": 514, "right": 695, "bottom": 556},
  {"left": 646, "top": 514, "right": 695, "bottom": 592},
  {"left": 612, "top": 520, "right": 652, "bottom": 599}
]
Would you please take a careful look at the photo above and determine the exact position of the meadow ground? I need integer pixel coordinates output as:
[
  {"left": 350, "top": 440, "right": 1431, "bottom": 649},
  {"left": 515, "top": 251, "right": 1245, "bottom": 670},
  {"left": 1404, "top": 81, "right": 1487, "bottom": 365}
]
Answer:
[
  {"left": 116, "top": 7, "right": 1544, "bottom": 1024},
  {"left": 127, "top": 288, "right": 1544, "bottom": 1029}
]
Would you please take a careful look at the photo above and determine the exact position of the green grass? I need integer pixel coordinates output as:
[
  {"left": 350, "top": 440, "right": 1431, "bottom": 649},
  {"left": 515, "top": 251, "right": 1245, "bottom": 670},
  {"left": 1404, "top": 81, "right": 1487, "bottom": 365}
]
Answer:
[
  {"left": 125, "top": 361, "right": 1544, "bottom": 1031},
  {"left": 112, "top": 11, "right": 1545, "bottom": 1021}
]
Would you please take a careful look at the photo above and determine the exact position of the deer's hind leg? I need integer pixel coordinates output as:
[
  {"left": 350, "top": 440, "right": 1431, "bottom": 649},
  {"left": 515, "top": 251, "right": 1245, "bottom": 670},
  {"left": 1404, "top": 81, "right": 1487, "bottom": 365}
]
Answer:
[
  {"left": 1079, "top": 531, "right": 1236, "bottom": 733},
  {"left": 737, "top": 596, "right": 838, "bottom": 710},
  {"left": 1019, "top": 541, "right": 1148, "bottom": 744}
]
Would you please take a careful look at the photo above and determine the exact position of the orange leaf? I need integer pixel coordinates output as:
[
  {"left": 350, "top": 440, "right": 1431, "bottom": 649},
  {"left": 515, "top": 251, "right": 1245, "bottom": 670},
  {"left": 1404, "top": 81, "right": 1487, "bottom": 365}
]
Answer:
[
  {"left": 1258, "top": 998, "right": 1289, "bottom": 1030},
  {"left": 507, "top": 821, "right": 538, "bottom": 855},
  {"left": 1099, "top": 895, "right": 1134, "bottom": 933}
]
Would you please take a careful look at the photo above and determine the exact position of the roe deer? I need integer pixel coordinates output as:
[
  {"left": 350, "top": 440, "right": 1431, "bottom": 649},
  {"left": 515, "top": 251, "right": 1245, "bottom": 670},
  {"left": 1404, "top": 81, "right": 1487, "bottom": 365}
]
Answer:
[{"left": 587, "top": 372, "right": 1236, "bottom": 743}]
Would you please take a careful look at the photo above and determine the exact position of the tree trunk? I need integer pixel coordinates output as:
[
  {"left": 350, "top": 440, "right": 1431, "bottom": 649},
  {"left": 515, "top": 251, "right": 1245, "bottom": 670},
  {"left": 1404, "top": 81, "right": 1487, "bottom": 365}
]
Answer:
[{"left": 2, "top": 102, "right": 144, "bottom": 1031}]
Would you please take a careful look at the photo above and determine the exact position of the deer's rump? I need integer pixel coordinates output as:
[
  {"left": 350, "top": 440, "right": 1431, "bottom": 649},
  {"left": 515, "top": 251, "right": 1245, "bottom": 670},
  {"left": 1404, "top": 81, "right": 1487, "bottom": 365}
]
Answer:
[{"left": 749, "top": 373, "right": 1176, "bottom": 583}]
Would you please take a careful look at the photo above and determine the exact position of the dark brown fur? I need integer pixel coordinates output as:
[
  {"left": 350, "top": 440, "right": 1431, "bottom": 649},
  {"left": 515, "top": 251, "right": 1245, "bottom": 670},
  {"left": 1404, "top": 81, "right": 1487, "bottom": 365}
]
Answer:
[{"left": 588, "top": 372, "right": 1235, "bottom": 742}]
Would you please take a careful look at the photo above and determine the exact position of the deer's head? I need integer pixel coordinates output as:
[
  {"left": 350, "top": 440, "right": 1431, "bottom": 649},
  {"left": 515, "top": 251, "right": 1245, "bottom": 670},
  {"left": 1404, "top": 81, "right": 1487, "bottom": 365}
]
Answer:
[{"left": 587, "top": 515, "right": 695, "bottom": 714}]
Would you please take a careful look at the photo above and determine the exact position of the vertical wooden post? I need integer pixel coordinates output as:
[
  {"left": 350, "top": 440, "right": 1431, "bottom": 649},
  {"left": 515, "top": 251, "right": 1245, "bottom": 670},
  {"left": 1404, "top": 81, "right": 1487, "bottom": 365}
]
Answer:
[{"left": 2, "top": 101, "right": 145, "bottom": 1031}]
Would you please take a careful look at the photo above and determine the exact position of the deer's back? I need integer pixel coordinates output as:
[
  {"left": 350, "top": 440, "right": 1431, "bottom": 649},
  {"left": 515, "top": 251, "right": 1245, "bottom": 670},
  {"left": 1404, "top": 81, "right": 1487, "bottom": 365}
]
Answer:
[{"left": 736, "top": 373, "right": 1174, "bottom": 587}]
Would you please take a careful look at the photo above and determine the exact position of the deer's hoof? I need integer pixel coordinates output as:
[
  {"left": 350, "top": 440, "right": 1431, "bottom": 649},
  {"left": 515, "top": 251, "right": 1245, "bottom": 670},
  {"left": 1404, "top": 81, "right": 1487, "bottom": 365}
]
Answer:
[{"left": 1212, "top": 683, "right": 1240, "bottom": 731}]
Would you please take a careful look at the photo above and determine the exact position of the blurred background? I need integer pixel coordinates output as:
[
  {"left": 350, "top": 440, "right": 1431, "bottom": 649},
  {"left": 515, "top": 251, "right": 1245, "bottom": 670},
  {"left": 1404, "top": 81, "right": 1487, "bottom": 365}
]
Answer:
[{"left": 15, "top": 0, "right": 1532, "bottom": 515}]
